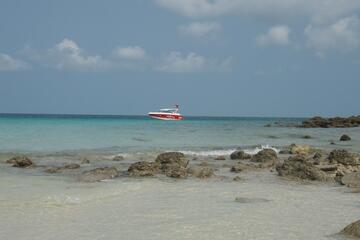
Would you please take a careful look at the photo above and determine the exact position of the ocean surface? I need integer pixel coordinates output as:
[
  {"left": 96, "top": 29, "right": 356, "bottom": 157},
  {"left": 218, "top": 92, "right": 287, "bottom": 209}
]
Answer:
[
  {"left": 0, "top": 114, "right": 359, "bottom": 155},
  {"left": 1, "top": 114, "right": 359, "bottom": 240}
]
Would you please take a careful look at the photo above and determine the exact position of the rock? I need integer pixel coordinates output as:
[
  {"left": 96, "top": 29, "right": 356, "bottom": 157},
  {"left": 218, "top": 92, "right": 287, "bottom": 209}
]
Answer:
[
  {"left": 6, "top": 156, "right": 35, "bottom": 168},
  {"left": 113, "top": 155, "right": 125, "bottom": 161},
  {"left": 328, "top": 149, "right": 358, "bottom": 165},
  {"left": 164, "top": 165, "right": 187, "bottom": 179},
  {"left": 45, "top": 163, "right": 80, "bottom": 174},
  {"left": 233, "top": 176, "right": 243, "bottom": 181},
  {"left": 340, "top": 220, "right": 360, "bottom": 238},
  {"left": 78, "top": 167, "right": 119, "bottom": 182},
  {"left": 289, "top": 144, "right": 314, "bottom": 155},
  {"left": 299, "top": 115, "right": 360, "bottom": 128},
  {"left": 251, "top": 149, "right": 278, "bottom": 167},
  {"left": 313, "top": 152, "right": 322, "bottom": 160},
  {"left": 230, "top": 150, "right": 251, "bottom": 160},
  {"left": 341, "top": 172, "right": 360, "bottom": 188},
  {"left": 340, "top": 134, "right": 351, "bottom": 141},
  {"left": 276, "top": 155, "right": 329, "bottom": 181},
  {"left": 231, "top": 163, "right": 251, "bottom": 173},
  {"left": 264, "top": 124, "right": 271, "bottom": 127},
  {"left": 80, "top": 158, "right": 90, "bottom": 164},
  {"left": 279, "top": 150, "right": 291, "bottom": 154},
  {"left": 188, "top": 166, "right": 214, "bottom": 179},
  {"left": 302, "top": 135, "right": 312, "bottom": 139},
  {"left": 330, "top": 140, "right": 336, "bottom": 145},
  {"left": 155, "top": 152, "right": 188, "bottom": 169},
  {"left": 214, "top": 156, "right": 226, "bottom": 161},
  {"left": 128, "top": 161, "right": 160, "bottom": 177}
]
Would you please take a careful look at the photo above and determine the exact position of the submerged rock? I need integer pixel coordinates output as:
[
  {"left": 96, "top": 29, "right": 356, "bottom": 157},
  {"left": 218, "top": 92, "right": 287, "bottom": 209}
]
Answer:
[
  {"left": 80, "top": 158, "right": 90, "bottom": 164},
  {"left": 230, "top": 163, "right": 254, "bottom": 173},
  {"left": 79, "top": 167, "right": 119, "bottom": 182},
  {"left": 340, "top": 220, "right": 360, "bottom": 238},
  {"left": 188, "top": 166, "right": 214, "bottom": 179},
  {"left": 328, "top": 149, "right": 358, "bottom": 165},
  {"left": 230, "top": 150, "right": 251, "bottom": 160},
  {"left": 6, "top": 156, "right": 35, "bottom": 168},
  {"left": 276, "top": 155, "right": 328, "bottom": 181},
  {"left": 340, "top": 134, "right": 351, "bottom": 141},
  {"left": 299, "top": 116, "right": 360, "bottom": 128},
  {"left": 45, "top": 163, "right": 80, "bottom": 173},
  {"left": 235, "top": 197, "right": 271, "bottom": 204},
  {"left": 302, "top": 135, "right": 312, "bottom": 139},
  {"left": 128, "top": 161, "right": 160, "bottom": 177},
  {"left": 233, "top": 176, "right": 243, "bottom": 181},
  {"left": 113, "top": 155, "right": 125, "bottom": 161},
  {"left": 341, "top": 172, "right": 360, "bottom": 188}
]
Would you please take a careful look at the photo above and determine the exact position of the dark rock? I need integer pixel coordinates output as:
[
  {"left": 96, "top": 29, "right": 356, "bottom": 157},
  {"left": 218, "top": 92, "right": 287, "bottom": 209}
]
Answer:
[
  {"left": 231, "top": 163, "right": 251, "bottom": 173},
  {"left": 6, "top": 156, "right": 35, "bottom": 168},
  {"left": 78, "top": 167, "right": 119, "bottom": 182},
  {"left": 251, "top": 149, "right": 278, "bottom": 167},
  {"left": 279, "top": 150, "right": 291, "bottom": 154},
  {"left": 340, "top": 220, "right": 360, "bottom": 238},
  {"left": 233, "top": 176, "right": 243, "bottom": 181},
  {"left": 328, "top": 149, "right": 358, "bottom": 165},
  {"left": 113, "top": 155, "right": 125, "bottom": 161},
  {"left": 341, "top": 172, "right": 360, "bottom": 188},
  {"left": 313, "top": 152, "right": 322, "bottom": 160},
  {"left": 128, "top": 161, "right": 160, "bottom": 177},
  {"left": 330, "top": 140, "right": 336, "bottom": 145},
  {"left": 264, "top": 124, "right": 271, "bottom": 127},
  {"left": 188, "top": 166, "right": 214, "bottom": 179},
  {"left": 340, "top": 134, "right": 351, "bottom": 141},
  {"left": 230, "top": 150, "right": 251, "bottom": 160},
  {"left": 214, "top": 156, "right": 226, "bottom": 161},
  {"left": 276, "top": 155, "right": 329, "bottom": 181},
  {"left": 302, "top": 135, "right": 312, "bottom": 139},
  {"left": 45, "top": 163, "right": 80, "bottom": 174}
]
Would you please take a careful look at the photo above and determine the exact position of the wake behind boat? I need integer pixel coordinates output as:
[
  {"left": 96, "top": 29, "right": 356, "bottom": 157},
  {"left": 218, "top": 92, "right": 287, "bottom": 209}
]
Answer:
[{"left": 148, "top": 105, "right": 184, "bottom": 120}]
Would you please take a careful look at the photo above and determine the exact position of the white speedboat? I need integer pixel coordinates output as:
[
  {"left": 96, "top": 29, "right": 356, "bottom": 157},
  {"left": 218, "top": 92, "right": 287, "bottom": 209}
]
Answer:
[{"left": 148, "top": 105, "right": 184, "bottom": 120}]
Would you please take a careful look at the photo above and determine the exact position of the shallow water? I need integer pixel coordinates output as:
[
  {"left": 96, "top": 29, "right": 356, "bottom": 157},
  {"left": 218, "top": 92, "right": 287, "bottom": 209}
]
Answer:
[{"left": 0, "top": 170, "right": 358, "bottom": 240}]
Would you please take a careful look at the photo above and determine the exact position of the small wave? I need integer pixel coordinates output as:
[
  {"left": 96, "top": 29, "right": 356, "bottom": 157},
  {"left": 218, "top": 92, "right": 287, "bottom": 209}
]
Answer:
[{"left": 180, "top": 145, "right": 279, "bottom": 157}]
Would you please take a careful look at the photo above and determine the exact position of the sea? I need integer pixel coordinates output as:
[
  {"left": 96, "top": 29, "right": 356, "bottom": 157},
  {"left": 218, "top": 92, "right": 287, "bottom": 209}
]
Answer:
[{"left": 0, "top": 114, "right": 359, "bottom": 240}]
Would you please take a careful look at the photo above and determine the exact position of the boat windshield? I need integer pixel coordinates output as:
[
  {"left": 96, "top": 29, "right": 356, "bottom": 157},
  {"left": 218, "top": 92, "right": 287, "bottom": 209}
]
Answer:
[{"left": 159, "top": 109, "right": 177, "bottom": 113}]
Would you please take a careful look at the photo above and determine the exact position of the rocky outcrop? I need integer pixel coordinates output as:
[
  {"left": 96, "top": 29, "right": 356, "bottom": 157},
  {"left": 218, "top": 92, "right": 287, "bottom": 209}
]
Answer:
[
  {"left": 6, "top": 156, "right": 35, "bottom": 168},
  {"left": 299, "top": 116, "right": 360, "bottom": 128},
  {"left": 128, "top": 161, "right": 160, "bottom": 177},
  {"left": 78, "top": 167, "right": 119, "bottom": 182},
  {"left": 188, "top": 166, "right": 214, "bottom": 179},
  {"left": 340, "top": 134, "right": 351, "bottom": 141},
  {"left": 113, "top": 155, "right": 125, "bottom": 161},
  {"left": 328, "top": 149, "right": 359, "bottom": 166},
  {"left": 155, "top": 152, "right": 189, "bottom": 178},
  {"left": 276, "top": 155, "right": 329, "bottom": 181},
  {"left": 230, "top": 150, "right": 251, "bottom": 160},
  {"left": 341, "top": 172, "right": 360, "bottom": 188},
  {"left": 340, "top": 220, "right": 360, "bottom": 238},
  {"left": 251, "top": 149, "right": 278, "bottom": 167}
]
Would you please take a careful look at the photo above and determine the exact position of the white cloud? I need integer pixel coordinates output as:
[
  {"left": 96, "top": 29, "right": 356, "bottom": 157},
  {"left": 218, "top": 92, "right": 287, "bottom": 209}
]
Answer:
[
  {"left": 178, "top": 22, "right": 222, "bottom": 37},
  {"left": 156, "top": 51, "right": 231, "bottom": 73},
  {"left": 49, "top": 38, "right": 110, "bottom": 70},
  {"left": 305, "top": 16, "right": 360, "bottom": 56},
  {"left": 114, "top": 46, "right": 146, "bottom": 60},
  {"left": 155, "top": 0, "right": 360, "bottom": 22},
  {"left": 256, "top": 25, "right": 290, "bottom": 46},
  {"left": 0, "top": 53, "right": 29, "bottom": 71}
]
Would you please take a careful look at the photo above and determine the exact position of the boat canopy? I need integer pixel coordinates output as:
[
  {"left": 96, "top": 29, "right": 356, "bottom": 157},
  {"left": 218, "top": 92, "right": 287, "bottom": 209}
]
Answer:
[{"left": 159, "top": 108, "right": 177, "bottom": 113}]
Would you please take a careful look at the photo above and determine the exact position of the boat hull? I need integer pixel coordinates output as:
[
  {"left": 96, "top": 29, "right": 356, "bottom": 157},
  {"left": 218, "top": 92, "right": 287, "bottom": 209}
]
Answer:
[{"left": 148, "top": 113, "right": 183, "bottom": 121}]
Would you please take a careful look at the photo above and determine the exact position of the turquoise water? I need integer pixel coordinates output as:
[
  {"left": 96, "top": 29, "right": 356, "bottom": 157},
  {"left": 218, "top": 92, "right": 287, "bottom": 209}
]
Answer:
[{"left": 0, "top": 114, "right": 359, "bottom": 154}]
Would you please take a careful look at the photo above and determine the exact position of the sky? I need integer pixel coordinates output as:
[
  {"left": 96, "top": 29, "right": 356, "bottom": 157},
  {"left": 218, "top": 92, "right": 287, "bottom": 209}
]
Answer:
[{"left": 0, "top": 0, "right": 360, "bottom": 117}]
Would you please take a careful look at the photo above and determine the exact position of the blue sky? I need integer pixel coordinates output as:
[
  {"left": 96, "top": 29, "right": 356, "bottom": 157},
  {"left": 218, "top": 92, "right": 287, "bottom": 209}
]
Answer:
[{"left": 0, "top": 0, "right": 359, "bottom": 117}]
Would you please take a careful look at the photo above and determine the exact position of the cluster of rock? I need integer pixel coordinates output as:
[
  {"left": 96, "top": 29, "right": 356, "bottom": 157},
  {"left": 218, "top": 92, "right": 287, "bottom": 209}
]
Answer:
[
  {"left": 6, "top": 156, "right": 35, "bottom": 168},
  {"left": 299, "top": 116, "right": 360, "bottom": 128},
  {"left": 276, "top": 145, "right": 360, "bottom": 185},
  {"left": 229, "top": 149, "right": 278, "bottom": 173},
  {"left": 128, "top": 152, "right": 214, "bottom": 179}
]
